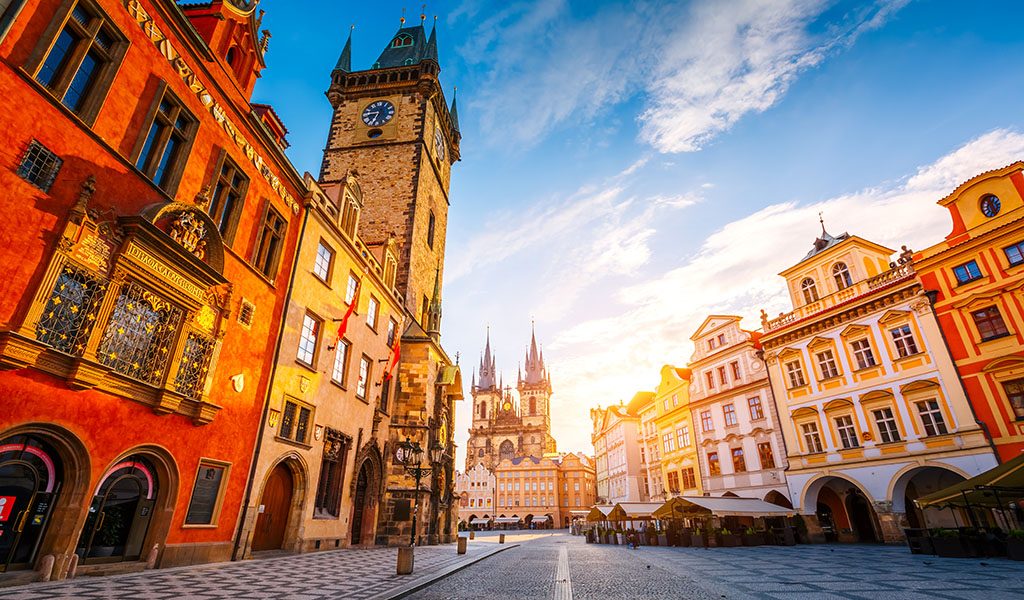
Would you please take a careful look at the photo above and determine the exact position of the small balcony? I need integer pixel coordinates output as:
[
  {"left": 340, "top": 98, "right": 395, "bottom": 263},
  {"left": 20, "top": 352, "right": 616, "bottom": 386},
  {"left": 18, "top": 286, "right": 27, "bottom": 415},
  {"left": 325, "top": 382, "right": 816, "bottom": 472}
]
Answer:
[{"left": 763, "top": 263, "right": 915, "bottom": 332}]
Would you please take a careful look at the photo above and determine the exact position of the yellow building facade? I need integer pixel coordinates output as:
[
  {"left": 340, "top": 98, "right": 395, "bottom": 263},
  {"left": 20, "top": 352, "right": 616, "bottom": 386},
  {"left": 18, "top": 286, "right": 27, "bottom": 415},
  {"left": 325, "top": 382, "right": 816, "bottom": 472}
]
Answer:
[
  {"left": 652, "top": 366, "right": 703, "bottom": 497},
  {"left": 760, "top": 228, "right": 997, "bottom": 543}
]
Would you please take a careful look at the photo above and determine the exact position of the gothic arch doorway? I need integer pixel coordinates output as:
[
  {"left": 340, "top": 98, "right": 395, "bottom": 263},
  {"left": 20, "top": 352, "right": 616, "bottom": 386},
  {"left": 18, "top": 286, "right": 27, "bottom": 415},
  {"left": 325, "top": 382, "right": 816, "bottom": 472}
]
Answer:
[
  {"left": 499, "top": 441, "right": 515, "bottom": 461},
  {"left": 350, "top": 461, "right": 376, "bottom": 545},
  {"left": 252, "top": 463, "right": 293, "bottom": 552},
  {"left": 0, "top": 435, "right": 64, "bottom": 572},
  {"left": 76, "top": 455, "right": 160, "bottom": 564}
]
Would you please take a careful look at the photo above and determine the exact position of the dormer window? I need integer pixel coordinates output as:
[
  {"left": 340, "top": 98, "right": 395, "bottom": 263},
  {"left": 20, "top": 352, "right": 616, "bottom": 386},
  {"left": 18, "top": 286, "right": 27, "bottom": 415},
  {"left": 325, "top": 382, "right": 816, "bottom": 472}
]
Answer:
[
  {"left": 392, "top": 34, "right": 413, "bottom": 48},
  {"left": 832, "top": 262, "right": 852, "bottom": 290},
  {"left": 801, "top": 278, "right": 819, "bottom": 304}
]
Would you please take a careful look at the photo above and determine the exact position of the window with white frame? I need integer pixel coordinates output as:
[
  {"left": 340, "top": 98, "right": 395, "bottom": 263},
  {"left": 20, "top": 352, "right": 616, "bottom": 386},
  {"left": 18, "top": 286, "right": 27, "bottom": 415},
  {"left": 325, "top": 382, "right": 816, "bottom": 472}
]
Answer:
[
  {"left": 675, "top": 424, "right": 690, "bottom": 448},
  {"left": 748, "top": 396, "right": 764, "bottom": 420},
  {"left": 1004, "top": 378, "right": 1024, "bottom": 420},
  {"left": 366, "top": 296, "right": 379, "bottom": 329},
  {"left": 723, "top": 403, "right": 738, "bottom": 426},
  {"left": 313, "top": 240, "right": 333, "bottom": 281},
  {"left": 834, "top": 415, "right": 859, "bottom": 449},
  {"left": 801, "top": 278, "right": 819, "bottom": 304},
  {"left": 832, "top": 262, "right": 852, "bottom": 290},
  {"left": 331, "top": 340, "right": 349, "bottom": 384},
  {"left": 872, "top": 407, "right": 901, "bottom": 443},
  {"left": 356, "top": 355, "right": 371, "bottom": 398},
  {"left": 890, "top": 325, "right": 919, "bottom": 357},
  {"left": 916, "top": 400, "right": 948, "bottom": 436},
  {"left": 297, "top": 312, "right": 320, "bottom": 366},
  {"left": 345, "top": 273, "right": 358, "bottom": 304},
  {"left": 801, "top": 422, "right": 824, "bottom": 453},
  {"left": 700, "top": 410, "right": 714, "bottom": 432},
  {"left": 851, "top": 339, "right": 876, "bottom": 369},
  {"left": 816, "top": 349, "right": 839, "bottom": 379},
  {"left": 785, "top": 360, "right": 806, "bottom": 388},
  {"left": 662, "top": 432, "right": 674, "bottom": 453}
]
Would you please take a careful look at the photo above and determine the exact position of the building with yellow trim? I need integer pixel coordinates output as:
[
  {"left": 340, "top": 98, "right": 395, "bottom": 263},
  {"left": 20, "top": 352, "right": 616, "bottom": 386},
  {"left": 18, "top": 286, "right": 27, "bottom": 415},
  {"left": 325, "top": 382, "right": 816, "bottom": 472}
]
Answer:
[
  {"left": 590, "top": 397, "right": 647, "bottom": 503},
  {"left": 652, "top": 366, "right": 703, "bottom": 497},
  {"left": 636, "top": 390, "right": 664, "bottom": 501},
  {"left": 760, "top": 227, "right": 997, "bottom": 543}
]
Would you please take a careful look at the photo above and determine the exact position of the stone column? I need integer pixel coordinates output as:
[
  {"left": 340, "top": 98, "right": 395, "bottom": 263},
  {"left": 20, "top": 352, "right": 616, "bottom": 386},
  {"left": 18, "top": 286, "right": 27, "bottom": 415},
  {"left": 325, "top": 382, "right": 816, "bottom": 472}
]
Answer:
[
  {"left": 875, "top": 509, "right": 908, "bottom": 544},
  {"left": 800, "top": 514, "right": 827, "bottom": 544}
]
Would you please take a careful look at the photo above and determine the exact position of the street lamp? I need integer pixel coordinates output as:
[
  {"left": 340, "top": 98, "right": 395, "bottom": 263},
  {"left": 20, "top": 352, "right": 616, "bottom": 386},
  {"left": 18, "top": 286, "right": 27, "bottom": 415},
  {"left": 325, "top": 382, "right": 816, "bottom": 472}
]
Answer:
[{"left": 396, "top": 437, "right": 446, "bottom": 546}]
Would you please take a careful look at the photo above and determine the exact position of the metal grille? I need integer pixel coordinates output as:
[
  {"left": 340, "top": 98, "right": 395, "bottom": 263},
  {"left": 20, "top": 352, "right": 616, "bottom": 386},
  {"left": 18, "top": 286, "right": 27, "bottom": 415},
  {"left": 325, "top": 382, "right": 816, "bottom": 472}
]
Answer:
[
  {"left": 35, "top": 263, "right": 106, "bottom": 356},
  {"left": 97, "top": 282, "right": 181, "bottom": 385},
  {"left": 17, "top": 140, "right": 63, "bottom": 192},
  {"left": 174, "top": 331, "right": 214, "bottom": 399},
  {"left": 238, "top": 299, "right": 255, "bottom": 327}
]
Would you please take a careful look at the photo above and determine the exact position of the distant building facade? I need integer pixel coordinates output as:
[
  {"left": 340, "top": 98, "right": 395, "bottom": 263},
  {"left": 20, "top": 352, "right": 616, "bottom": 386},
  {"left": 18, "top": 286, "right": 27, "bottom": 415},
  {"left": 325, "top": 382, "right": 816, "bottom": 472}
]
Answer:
[
  {"left": 590, "top": 397, "right": 647, "bottom": 503},
  {"left": 652, "top": 366, "right": 701, "bottom": 498},
  {"left": 688, "top": 316, "right": 790, "bottom": 505},
  {"left": 456, "top": 463, "right": 495, "bottom": 527},
  {"left": 493, "top": 453, "right": 596, "bottom": 528}
]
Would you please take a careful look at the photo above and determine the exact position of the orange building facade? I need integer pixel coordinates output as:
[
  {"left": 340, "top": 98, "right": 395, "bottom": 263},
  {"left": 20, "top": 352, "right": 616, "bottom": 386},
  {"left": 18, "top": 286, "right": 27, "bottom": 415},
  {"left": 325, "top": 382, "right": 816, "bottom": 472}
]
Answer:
[
  {"left": 0, "top": 0, "right": 303, "bottom": 582},
  {"left": 915, "top": 163, "right": 1024, "bottom": 463}
]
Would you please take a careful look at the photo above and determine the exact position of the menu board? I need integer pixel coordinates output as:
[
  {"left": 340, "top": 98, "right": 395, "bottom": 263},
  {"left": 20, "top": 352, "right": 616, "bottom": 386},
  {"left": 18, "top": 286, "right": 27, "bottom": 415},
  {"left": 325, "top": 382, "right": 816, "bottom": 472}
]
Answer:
[{"left": 185, "top": 463, "right": 225, "bottom": 525}]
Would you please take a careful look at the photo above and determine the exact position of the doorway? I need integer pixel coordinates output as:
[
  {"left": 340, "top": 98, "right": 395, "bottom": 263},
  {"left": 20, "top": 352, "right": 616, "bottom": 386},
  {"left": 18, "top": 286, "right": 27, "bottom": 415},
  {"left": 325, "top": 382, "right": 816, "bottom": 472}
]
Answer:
[
  {"left": 846, "top": 490, "right": 878, "bottom": 542},
  {"left": 252, "top": 463, "right": 293, "bottom": 551},
  {"left": 351, "top": 463, "right": 369, "bottom": 545},
  {"left": 76, "top": 456, "right": 158, "bottom": 564},
  {"left": 0, "top": 436, "right": 62, "bottom": 572}
]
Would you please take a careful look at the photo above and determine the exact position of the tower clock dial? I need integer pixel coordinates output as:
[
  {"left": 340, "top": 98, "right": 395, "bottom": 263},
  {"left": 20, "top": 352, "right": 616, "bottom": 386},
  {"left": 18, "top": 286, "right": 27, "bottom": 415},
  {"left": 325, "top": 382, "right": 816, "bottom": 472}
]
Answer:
[
  {"left": 434, "top": 127, "right": 445, "bottom": 160},
  {"left": 362, "top": 100, "right": 395, "bottom": 126},
  {"left": 502, "top": 400, "right": 512, "bottom": 411}
]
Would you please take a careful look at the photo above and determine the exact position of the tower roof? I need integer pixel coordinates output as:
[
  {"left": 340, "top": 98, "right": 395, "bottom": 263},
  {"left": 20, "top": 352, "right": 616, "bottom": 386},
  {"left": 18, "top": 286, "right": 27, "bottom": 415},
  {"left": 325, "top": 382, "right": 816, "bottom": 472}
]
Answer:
[
  {"left": 334, "top": 27, "right": 353, "bottom": 72},
  {"left": 523, "top": 322, "right": 547, "bottom": 386},
  {"left": 477, "top": 328, "right": 497, "bottom": 390},
  {"left": 373, "top": 24, "right": 434, "bottom": 69},
  {"left": 450, "top": 88, "right": 460, "bottom": 132},
  {"left": 800, "top": 214, "right": 850, "bottom": 262}
]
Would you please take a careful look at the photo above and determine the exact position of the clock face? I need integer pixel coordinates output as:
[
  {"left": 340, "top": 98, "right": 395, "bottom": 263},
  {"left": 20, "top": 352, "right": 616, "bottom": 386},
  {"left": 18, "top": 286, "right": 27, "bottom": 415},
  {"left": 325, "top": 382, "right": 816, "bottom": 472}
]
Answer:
[
  {"left": 434, "top": 128, "right": 445, "bottom": 160},
  {"left": 361, "top": 100, "right": 395, "bottom": 127},
  {"left": 980, "top": 194, "right": 1001, "bottom": 218},
  {"left": 503, "top": 401, "right": 512, "bottom": 411}
]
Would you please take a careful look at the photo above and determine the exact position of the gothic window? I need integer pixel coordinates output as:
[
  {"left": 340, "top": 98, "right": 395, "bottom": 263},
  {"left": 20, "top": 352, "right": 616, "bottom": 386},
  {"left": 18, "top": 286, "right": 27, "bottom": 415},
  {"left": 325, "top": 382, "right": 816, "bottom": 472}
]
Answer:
[
  {"left": 314, "top": 429, "right": 347, "bottom": 518},
  {"left": 340, "top": 192, "right": 360, "bottom": 238},
  {"left": 477, "top": 448, "right": 484, "bottom": 458},
  {"left": 529, "top": 397, "right": 536, "bottom": 415},
  {"left": 499, "top": 440, "right": 515, "bottom": 461},
  {"left": 35, "top": 263, "right": 105, "bottom": 355},
  {"left": 800, "top": 278, "right": 819, "bottom": 304},
  {"left": 427, "top": 211, "right": 435, "bottom": 249},
  {"left": 479, "top": 402, "right": 487, "bottom": 419},
  {"left": 96, "top": 282, "right": 182, "bottom": 386},
  {"left": 391, "top": 33, "right": 413, "bottom": 48},
  {"left": 832, "top": 262, "right": 852, "bottom": 290},
  {"left": 208, "top": 154, "right": 249, "bottom": 245}
]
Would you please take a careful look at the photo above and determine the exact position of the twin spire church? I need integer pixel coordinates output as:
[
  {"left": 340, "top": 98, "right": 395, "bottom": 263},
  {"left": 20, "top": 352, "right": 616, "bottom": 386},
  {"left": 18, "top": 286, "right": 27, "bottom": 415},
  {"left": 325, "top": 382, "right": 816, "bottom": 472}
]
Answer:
[{"left": 466, "top": 328, "right": 557, "bottom": 470}]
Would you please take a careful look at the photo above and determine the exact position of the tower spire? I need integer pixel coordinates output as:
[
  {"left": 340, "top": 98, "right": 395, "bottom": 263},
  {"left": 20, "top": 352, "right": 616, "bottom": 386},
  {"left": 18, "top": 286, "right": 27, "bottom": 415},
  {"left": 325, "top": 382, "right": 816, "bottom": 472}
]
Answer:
[
  {"left": 427, "top": 263, "right": 442, "bottom": 338},
  {"left": 334, "top": 25, "right": 354, "bottom": 73},
  {"left": 449, "top": 86, "right": 460, "bottom": 132}
]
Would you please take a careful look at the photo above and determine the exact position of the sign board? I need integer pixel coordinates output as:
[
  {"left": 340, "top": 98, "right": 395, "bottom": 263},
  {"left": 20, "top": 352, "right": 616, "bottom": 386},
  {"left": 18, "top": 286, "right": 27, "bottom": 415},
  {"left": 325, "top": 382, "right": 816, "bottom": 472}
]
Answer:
[
  {"left": 185, "top": 463, "right": 226, "bottom": 525},
  {"left": 0, "top": 496, "right": 15, "bottom": 522}
]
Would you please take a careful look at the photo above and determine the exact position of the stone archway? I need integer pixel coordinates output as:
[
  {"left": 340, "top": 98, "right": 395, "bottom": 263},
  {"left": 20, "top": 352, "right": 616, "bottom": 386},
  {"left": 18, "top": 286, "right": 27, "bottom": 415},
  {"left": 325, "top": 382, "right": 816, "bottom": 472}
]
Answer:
[
  {"left": 802, "top": 474, "right": 880, "bottom": 543},
  {"left": 0, "top": 424, "right": 90, "bottom": 579},
  {"left": 890, "top": 465, "right": 968, "bottom": 529},
  {"left": 765, "top": 490, "right": 793, "bottom": 509},
  {"left": 350, "top": 460, "right": 379, "bottom": 546},
  {"left": 252, "top": 454, "right": 308, "bottom": 553}
]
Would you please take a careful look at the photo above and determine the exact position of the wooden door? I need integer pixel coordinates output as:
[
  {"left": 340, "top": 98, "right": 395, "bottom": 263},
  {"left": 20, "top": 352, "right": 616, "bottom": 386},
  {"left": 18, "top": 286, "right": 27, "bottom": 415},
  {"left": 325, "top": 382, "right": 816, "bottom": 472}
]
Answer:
[{"left": 252, "top": 464, "right": 292, "bottom": 551}]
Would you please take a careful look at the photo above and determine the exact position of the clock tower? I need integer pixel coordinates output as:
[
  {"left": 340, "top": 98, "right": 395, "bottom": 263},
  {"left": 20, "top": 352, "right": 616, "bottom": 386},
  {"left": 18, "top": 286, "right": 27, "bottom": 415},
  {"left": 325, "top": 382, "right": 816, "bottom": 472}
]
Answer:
[{"left": 320, "top": 20, "right": 460, "bottom": 325}]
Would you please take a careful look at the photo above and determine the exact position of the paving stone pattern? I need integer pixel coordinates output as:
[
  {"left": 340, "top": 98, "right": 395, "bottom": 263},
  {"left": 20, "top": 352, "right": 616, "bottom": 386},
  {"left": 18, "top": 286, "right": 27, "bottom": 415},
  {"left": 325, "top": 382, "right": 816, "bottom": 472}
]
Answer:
[{"left": 1, "top": 543, "right": 505, "bottom": 600}]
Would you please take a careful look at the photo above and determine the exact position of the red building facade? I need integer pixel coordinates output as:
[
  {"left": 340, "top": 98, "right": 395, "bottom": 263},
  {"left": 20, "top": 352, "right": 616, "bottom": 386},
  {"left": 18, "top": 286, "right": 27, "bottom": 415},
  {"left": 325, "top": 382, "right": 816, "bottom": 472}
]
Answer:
[
  {"left": 915, "top": 163, "right": 1024, "bottom": 462},
  {"left": 0, "top": 0, "right": 303, "bottom": 582}
]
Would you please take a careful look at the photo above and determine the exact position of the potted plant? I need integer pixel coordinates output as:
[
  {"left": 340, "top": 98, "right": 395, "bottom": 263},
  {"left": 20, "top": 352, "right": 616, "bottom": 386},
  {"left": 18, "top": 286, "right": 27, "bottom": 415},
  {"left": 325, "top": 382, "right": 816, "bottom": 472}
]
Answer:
[
  {"left": 1006, "top": 530, "right": 1024, "bottom": 561},
  {"left": 716, "top": 527, "right": 741, "bottom": 547},
  {"left": 931, "top": 528, "right": 970, "bottom": 558},
  {"left": 742, "top": 527, "right": 766, "bottom": 546},
  {"left": 691, "top": 528, "right": 706, "bottom": 548}
]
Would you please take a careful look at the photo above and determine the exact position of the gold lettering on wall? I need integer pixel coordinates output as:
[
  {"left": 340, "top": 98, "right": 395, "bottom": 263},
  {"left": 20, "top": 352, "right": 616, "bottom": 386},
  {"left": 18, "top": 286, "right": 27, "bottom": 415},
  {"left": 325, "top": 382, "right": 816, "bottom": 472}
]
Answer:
[
  {"left": 124, "top": 242, "right": 206, "bottom": 301},
  {"left": 123, "top": 0, "right": 300, "bottom": 215}
]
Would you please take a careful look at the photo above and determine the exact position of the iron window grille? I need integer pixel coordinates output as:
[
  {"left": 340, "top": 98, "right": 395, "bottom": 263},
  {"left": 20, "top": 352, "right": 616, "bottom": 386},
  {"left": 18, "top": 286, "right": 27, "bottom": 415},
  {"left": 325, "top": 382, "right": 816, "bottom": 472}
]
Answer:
[
  {"left": 17, "top": 140, "right": 63, "bottom": 192},
  {"left": 174, "top": 331, "right": 215, "bottom": 399},
  {"left": 280, "top": 400, "right": 312, "bottom": 443},
  {"left": 96, "top": 282, "right": 182, "bottom": 386},
  {"left": 35, "top": 262, "right": 105, "bottom": 355}
]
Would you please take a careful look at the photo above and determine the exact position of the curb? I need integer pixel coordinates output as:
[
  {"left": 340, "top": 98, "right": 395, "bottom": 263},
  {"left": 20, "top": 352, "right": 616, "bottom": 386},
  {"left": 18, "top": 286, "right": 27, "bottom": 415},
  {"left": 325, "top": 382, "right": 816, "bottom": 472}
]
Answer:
[{"left": 373, "top": 543, "right": 519, "bottom": 600}]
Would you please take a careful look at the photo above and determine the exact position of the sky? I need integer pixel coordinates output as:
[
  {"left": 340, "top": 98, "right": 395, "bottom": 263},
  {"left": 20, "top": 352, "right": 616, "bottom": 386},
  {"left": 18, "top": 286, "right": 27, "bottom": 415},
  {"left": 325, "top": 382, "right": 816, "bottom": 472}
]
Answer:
[{"left": 252, "top": 1, "right": 1024, "bottom": 467}]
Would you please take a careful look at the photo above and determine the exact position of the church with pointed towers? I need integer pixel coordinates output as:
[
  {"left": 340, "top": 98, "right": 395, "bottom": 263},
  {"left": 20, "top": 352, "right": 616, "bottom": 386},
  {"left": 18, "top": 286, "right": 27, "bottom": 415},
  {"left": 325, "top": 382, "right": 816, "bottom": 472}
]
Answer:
[{"left": 466, "top": 327, "right": 558, "bottom": 471}]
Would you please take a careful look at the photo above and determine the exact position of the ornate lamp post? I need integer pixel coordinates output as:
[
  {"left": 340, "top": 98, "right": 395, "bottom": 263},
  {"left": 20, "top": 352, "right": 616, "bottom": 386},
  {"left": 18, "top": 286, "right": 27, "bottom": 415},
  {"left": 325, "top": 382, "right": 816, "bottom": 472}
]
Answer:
[{"left": 395, "top": 437, "right": 445, "bottom": 546}]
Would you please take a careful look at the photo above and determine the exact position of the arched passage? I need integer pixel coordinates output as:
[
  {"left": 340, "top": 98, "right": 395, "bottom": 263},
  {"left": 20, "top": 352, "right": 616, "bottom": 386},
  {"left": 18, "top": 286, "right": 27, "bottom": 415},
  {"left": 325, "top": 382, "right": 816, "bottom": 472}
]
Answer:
[
  {"left": 765, "top": 490, "right": 793, "bottom": 509},
  {"left": 803, "top": 474, "right": 880, "bottom": 543},
  {"left": 0, "top": 425, "right": 90, "bottom": 576},
  {"left": 890, "top": 465, "right": 967, "bottom": 529}
]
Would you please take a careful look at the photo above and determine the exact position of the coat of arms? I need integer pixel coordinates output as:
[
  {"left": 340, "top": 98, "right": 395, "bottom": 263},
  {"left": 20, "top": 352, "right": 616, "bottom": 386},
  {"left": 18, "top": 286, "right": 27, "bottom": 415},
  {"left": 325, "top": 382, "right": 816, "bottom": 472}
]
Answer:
[{"left": 169, "top": 211, "right": 207, "bottom": 260}]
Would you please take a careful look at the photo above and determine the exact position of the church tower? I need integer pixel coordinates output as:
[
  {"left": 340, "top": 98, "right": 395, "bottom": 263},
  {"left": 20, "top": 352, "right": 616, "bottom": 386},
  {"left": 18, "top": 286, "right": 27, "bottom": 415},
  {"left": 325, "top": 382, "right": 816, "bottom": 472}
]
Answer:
[
  {"left": 321, "top": 18, "right": 460, "bottom": 326},
  {"left": 519, "top": 325, "right": 556, "bottom": 454}
]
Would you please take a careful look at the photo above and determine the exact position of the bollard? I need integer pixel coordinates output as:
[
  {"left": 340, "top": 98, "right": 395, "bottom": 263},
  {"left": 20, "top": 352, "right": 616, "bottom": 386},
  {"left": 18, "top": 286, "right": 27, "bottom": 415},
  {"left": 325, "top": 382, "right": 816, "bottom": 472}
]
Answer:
[
  {"left": 457, "top": 536, "right": 467, "bottom": 555},
  {"left": 145, "top": 544, "right": 160, "bottom": 569},
  {"left": 499, "top": 533, "right": 505, "bottom": 544},
  {"left": 397, "top": 546, "right": 415, "bottom": 575},
  {"left": 38, "top": 555, "right": 55, "bottom": 582},
  {"left": 469, "top": 530, "right": 475, "bottom": 540},
  {"left": 67, "top": 554, "right": 79, "bottom": 579}
]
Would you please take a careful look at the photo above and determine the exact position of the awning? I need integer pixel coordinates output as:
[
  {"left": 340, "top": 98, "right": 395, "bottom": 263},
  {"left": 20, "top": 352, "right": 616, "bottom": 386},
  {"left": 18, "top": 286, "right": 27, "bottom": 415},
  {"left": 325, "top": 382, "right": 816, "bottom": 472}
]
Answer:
[
  {"left": 652, "top": 496, "right": 796, "bottom": 519},
  {"left": 586, "top": 505, "right": 615, "bottom": 522},
  {"left": 470, "top": 518, "right": 491, "bottom": 525},
  {"left": 916, "top": 453, "right": 1024, "bottom": 509},
  {"left": 494, "top": 517, "right": 520, "bottom": 524},
  {"left": 608, "top": 502, "right": 664, "bottom": 520},
  {"left": 436, "top": 366, "right": 464, "bottom": 399},
  {"left": 531, "top": 516, "right": 549, "bottom": 522},
  {"left": 569, "top": 510, "right": 590, "bottom": 516}
]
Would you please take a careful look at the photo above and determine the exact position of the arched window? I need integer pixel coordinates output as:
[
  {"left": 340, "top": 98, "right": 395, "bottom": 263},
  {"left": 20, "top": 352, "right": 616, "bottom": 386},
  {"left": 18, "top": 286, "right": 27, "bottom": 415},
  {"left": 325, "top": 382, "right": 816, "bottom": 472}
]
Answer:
[
  {"left": 832, "top": 262, "right": 852, "bottom": 290},
  {"left": 391, "top": 34, "right": 413, "bottom": 48},
  {"left": 499, "top": 440, "right": 515, "bottom": 461},
  {"left": 479, "top": 402, "right": 487, "bottom": 419},
  {"left": 477, "top": 448, "right": 484, "bottom": 457},
  {"left": 529, "top": 397, "right": 536, "bottom": 415},
  {"left": 801, "top": 278, "right": 819, "bottom": 304}
]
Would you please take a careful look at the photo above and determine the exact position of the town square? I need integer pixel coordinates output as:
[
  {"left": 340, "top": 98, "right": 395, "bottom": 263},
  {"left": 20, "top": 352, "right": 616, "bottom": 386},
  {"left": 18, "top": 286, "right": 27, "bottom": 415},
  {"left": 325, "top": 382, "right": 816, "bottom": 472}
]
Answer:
[{"left": 0, "top": 0, "right": 1023, "bottom": 598}]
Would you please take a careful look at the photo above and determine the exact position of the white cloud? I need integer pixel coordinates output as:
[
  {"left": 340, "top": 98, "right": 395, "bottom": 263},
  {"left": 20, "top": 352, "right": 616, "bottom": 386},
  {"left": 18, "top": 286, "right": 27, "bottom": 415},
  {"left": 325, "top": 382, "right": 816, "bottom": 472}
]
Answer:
[
  {"left": 455, "top": 0, "right": 906, "bottom": 153},
  {"left": 541, "top": 129, "right": 1024, "bottom": 453}
]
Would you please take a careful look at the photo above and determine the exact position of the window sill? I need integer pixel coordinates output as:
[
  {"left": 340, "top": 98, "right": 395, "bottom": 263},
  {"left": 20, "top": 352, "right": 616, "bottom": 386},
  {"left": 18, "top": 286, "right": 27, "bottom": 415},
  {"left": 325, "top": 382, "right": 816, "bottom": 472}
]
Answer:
[
  {"left": 955, "top": 277, "right": 985, "bottom": 288},
  {"left": 274, "top": 435, "right": 313, "bottom": 450},
  {"left": 312, "top": 272, "right": 332, "bottom": 289},
  {"left": 295, "top": 359, "right": 318, "bottom": 373},
  {"left": 853, "top": 364, "right": 879, "bottom": 373},
  {"left": 817, "top": 374, "right": 843, "bottom": 384},
  {"left": 893, "top": 351, "right": 925, "bottom": 362},
  {"left": 181, "top": 523, "right": 218, "bottom": 529},
  {"left": 329, "top": 378, "right": 347, "bottom": 392},
  {"left": 979, "top": 333, "right": 1013, "bottom": 344}
]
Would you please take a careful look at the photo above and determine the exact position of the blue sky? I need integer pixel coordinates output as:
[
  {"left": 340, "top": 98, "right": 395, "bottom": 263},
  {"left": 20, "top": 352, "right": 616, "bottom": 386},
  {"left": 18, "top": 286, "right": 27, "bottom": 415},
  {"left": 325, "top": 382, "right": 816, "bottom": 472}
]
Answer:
[{"left": 254, "top": 1, "right": 1024, "bottom": 464}]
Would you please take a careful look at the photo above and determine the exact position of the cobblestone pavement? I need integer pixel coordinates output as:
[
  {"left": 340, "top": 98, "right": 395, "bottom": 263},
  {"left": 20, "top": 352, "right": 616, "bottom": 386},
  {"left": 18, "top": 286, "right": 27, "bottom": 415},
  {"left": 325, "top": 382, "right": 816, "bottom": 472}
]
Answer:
[
  {"left": 408, "top": 531, "right": 1024, "bottom": 600},
  {"left": 0, "top": 542, "right": 511, "bottom": 600}
]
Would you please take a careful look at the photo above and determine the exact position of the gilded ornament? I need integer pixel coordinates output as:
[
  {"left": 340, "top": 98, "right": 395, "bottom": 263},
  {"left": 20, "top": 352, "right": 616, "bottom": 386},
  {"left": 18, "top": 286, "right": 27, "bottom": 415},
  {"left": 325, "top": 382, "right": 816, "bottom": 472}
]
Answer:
[
  {"left": 195, "top": 305, "right": 217, "bottom": 332},
  {"left": 168, "top": 211, "right": 208, "bottom": 260}
]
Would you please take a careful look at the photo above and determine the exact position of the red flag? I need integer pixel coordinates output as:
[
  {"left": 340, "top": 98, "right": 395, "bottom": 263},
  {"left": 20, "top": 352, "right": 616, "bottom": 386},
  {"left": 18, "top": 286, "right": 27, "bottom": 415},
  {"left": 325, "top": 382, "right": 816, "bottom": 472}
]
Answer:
[
  {"left": 383, "top": 337, "right": 401, "bottom": 381},
  {"left": 336, "top": 278, "right": 361, "bottom": 344}
]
